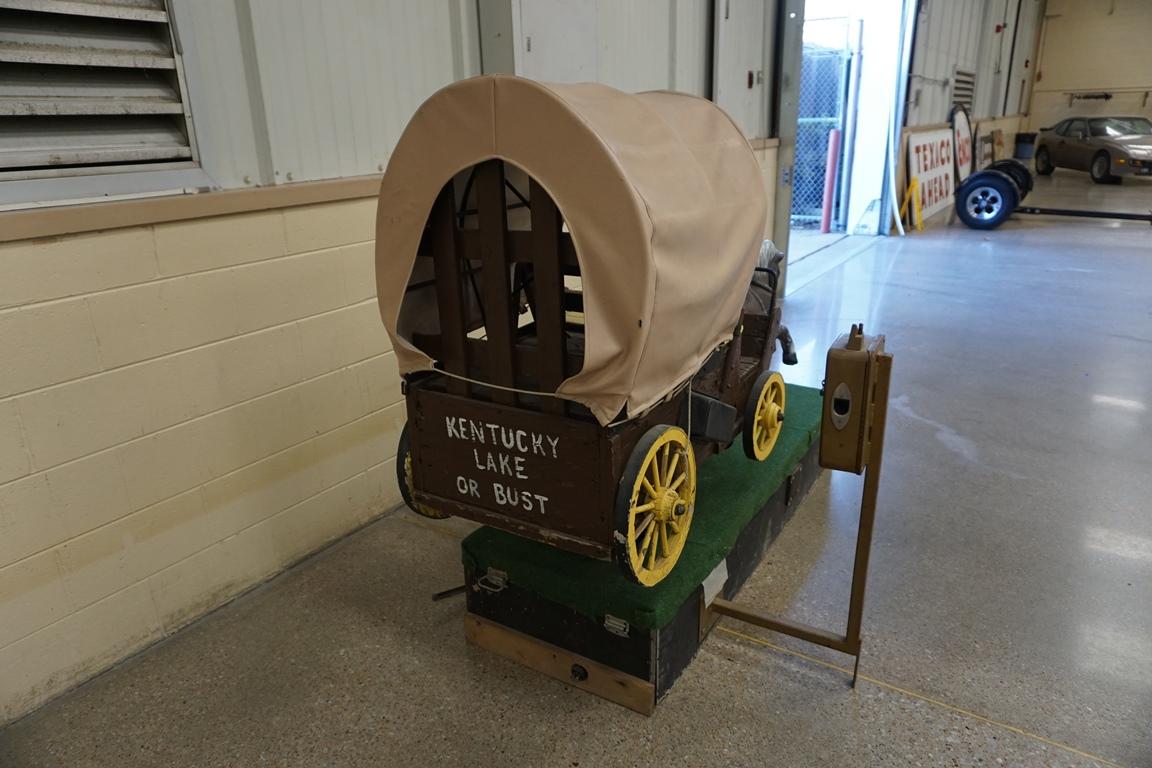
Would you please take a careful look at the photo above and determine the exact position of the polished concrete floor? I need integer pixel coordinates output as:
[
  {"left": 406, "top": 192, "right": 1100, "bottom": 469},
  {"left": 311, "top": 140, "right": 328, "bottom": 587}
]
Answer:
[
  {"left": 787, "top": 229, "right": 848, "bottom": 263},
  {"left": 2, "top": 174, "right": 1151, "bottom": 767}
]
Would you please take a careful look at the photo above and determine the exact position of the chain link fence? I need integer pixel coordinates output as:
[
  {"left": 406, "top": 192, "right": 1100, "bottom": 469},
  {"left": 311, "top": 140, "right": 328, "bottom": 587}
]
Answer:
[{"left": 791, "top": 38, "right": 851, "bottom": 229}]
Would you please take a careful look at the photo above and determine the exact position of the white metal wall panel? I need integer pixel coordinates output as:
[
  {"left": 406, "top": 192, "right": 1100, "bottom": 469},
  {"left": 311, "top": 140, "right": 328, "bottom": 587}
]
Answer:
[
  {"left": 671, "top": 0, "right": 712, "bottom": 97},
  {"left": 712, "top": 0, "right": 772, "bottom": 139},
  {"left": 597, "top": 0, "right": 673, "bottom": 93},
  {"left": 450, "top": 0, "right": 482, "bottom": 81},
  {"left": 1001, "top": 0, "right": 1043, "bottom": 118},
  {"left": 515, "top": 0, "right": 599, "bottom": 83},
  {"left": 478, "top": 0, "right": 516, "bottom": 75},
  {"left": 492, "top": 0, "right": 712, "bottom": 97},
  {"left": 908, "top": 0, "right": 1046, "bottom": 124},
  {"left": 6, "top": 0, "right": 707, "bottom": 194},
  {"left": 246, "top": 0, "right": 477, "bottom": 184},
  {"left": 512, "top": 0, "right": 690, "bottom": 94},
  {"left": 906, "top": 0, "right": 987, "bottom": 125},
  {"left": 169, "top": 0, "right": 263, "bottom": 189},
  {"left": 973, "top": 0, "right": 1010, "bottom": 120}
]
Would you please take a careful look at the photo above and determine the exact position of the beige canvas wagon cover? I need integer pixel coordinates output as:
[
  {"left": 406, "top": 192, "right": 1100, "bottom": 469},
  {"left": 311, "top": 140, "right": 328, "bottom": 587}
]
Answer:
[{"left": 376, "top": 75, "right": 767, "bottom": 425}]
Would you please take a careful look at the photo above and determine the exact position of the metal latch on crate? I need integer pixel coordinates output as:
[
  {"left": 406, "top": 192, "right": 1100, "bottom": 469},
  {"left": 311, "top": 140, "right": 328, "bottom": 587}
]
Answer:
[
  {"left": 603, "top": 615, "right": 630, "bottom": 638},
  {"left": 476, "top": 568, "right": 507, "bottom": 593}
]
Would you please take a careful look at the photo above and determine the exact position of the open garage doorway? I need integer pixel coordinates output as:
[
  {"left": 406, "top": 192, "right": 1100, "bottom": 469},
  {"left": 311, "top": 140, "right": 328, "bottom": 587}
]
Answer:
[
  {"left": 789, "top": 14, "right": 857, "bottom": 255},
  {"left": 788, "top": 0, "right": 912, "bottom": 268}
]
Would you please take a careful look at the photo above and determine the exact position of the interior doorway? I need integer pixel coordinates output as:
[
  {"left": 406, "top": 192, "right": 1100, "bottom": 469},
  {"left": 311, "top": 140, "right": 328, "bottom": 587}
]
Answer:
[
  {"left": 788, "top": 0, "right": 911, "bottom": 267},
  {"left": 790, "top": 17, "right": 857, "bottom": 234}
]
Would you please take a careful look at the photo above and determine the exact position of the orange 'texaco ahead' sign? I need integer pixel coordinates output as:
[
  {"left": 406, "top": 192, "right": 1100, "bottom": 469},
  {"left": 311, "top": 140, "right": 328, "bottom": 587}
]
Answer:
[{"left": 907, "top": 129, "right": 954, "bottom": 219}]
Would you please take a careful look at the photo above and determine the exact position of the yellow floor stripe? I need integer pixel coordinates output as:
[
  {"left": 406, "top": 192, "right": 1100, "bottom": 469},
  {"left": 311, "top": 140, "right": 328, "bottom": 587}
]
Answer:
[{"left": 716, "top": 625, "right": 1124, "bottom": 768}]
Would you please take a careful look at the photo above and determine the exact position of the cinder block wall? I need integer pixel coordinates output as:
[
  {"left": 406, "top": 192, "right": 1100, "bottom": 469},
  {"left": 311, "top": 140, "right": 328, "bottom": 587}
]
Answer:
[{"left": 0, "top": 196, "right": 403, "bottom": 722}]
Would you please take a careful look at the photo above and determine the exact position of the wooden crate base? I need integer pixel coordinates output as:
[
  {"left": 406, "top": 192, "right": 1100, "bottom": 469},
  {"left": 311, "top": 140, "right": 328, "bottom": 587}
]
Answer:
[
  {"left": 462, "top": 439, "right": 821, "bottom": 713},
  {"left": 465, "top": 613, "right": 656, "bottom": 715}
]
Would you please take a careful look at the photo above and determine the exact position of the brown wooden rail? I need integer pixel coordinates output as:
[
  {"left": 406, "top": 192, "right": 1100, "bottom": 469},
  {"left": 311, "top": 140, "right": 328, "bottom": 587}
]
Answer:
[{"left": 416, "top": 160, "right": 579, "bottom": 413}]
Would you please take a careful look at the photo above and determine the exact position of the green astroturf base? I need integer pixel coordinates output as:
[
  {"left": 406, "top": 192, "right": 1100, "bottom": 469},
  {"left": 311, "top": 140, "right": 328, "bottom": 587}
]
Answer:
[{"left": 461, "top": 384, "right": 822, "bottom": 631}]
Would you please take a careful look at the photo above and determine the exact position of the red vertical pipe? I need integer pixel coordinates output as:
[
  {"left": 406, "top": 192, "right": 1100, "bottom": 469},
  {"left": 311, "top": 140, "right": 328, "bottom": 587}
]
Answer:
[{"left": 820, "top": 128, "right": 842, "bottom": 234}]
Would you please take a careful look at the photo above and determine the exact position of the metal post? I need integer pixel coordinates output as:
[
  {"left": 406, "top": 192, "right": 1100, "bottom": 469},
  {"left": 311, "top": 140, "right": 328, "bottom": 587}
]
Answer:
[
  {"left": 820, "top": 128, "right": 842, "bottom": 233},
  {"left": 705, "top": 347, "right": 893, "bottom": 687},
  {"left": 843, "top": 351, "right": 892, "bottom": 683}
]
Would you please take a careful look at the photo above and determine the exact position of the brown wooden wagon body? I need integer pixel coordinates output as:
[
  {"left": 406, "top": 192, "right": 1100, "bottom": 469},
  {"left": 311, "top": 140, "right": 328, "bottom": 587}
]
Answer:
[{"left": 376, "top": 76, "right": 795, "bottom": 585}]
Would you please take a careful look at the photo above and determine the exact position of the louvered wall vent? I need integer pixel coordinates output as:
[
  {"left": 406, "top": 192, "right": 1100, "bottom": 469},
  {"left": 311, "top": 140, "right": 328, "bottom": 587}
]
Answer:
[
  {"left": 0, "top": 0, "right": 197, "bottom": 180},
  {"left": 951, "top": 68, "right": 976, "bottom": 113}
]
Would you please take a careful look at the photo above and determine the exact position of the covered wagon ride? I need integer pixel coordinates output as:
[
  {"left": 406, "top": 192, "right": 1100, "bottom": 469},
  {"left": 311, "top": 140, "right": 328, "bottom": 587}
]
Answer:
[{"left": 376, "top": 76, "right": 797, "bottom": 587}]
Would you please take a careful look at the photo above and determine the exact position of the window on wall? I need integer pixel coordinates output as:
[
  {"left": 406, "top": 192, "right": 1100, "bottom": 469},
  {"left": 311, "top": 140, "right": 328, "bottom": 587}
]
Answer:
[
  {"left": 951, "top": 68, "right": 976, "bottom": 113},
  {"left": 0, "top": 0, "right": 198, "bottom": 183}
]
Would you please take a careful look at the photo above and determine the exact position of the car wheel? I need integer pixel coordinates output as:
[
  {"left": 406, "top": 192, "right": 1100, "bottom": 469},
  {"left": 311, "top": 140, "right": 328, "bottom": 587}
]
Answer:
[
  {"left": 1090, "top": 152, "right": 1121, "bottom": 185},
  {"left": 987, "top": 159, "right": 1033, "bottom": 201},
  {"left": 1034, "top": 146, "right": 1054, "bottom": 175},
  {"left": 955, "top": 170, "right": 1018, "bottom": 230}
]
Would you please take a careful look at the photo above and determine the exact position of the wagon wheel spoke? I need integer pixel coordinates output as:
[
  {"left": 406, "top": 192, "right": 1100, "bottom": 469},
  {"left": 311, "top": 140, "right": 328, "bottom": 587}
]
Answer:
[
  {"left": 666, "top": 449, "right": 680, "bottom": 484},
  {"left": 635, "top": 512, "right": 654, "bottom": 538},
  {"left": 669, "top": 472, "right": 686, "bottom": 491},
  {"left": 641, "top": 477, "right": 658, "bottom": 499},
  {"left": 658, "top": 521, "right": 669, "bottom": 558},
  {"left": 640, "top": 521, "right": 656, "bottom": 556}
]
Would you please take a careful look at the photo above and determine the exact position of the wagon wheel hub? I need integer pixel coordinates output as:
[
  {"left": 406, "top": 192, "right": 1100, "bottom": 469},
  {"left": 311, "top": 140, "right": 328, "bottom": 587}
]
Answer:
[
  {"left": 760, "top": 402, "right": 783, "bottom": 432},
  {"left": 654, "top": 489, "right": 683, "bottom": 521}
]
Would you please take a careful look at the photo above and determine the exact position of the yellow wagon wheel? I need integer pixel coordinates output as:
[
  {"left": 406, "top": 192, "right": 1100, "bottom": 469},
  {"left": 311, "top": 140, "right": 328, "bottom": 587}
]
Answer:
[
  {"left": 396, "top": 424, "right": 451, "bottom": 519},
  {"left": 743, "top": 370, "right": 786, "bottom": 461},
  {"left": 614, "top": 425, "right": 697, "bottom": 587}
]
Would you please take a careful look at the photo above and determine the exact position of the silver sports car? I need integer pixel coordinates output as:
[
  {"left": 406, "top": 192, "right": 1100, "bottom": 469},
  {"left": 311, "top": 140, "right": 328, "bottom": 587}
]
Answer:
[{"left": 1034, "top": 116, "right": 1152, "bottom": 184}]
